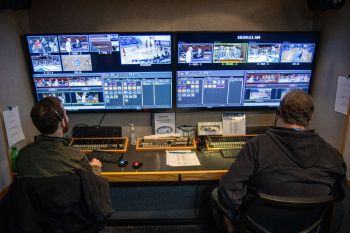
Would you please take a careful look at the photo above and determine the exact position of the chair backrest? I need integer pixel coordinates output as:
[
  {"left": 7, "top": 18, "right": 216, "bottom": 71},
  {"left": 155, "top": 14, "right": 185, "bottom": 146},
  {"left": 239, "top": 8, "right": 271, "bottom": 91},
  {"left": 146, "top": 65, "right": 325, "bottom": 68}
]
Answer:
[
  {"left": 239, "top": 193, "right": 335, "bottom": 233},
  {"left": 0, "top": 172, "right": 110, "bottom": 233}
]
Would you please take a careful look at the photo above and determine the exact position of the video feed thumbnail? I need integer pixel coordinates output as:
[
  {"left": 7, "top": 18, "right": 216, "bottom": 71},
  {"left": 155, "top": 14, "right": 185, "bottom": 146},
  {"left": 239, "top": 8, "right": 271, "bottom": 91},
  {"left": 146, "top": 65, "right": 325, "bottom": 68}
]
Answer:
[
  {"left": 178, "top": 43, "right": 213, "bottom": 64},
  {"left": 35, "top": 77, "right": 68, "bottom": 87},
  {"left": 61, "top": 55, "right": 92, "bottom": 71},
  {"left": 279, "top": 73, "right": 310, "bottom": 83},
  {"left": 69, "top": 76, "right": 102, "bottom": 86},
  {"left": 248, "top": 88, "right": 272, "bottom": 101},
  {"left": 89, "top": 34, "right": 119, "bottom": 52},
  {"left": 280, "top": 88, "right": 291, "bottom": 99},
  {"left": 213, "top": 43, "right": 247, "bottom": 63},
  {"left": 41, "top": 92, "right": 67, "bottom": 103},
  {"left": 120, "top": 35, "right": 171, "bottom": 65},
  {"left": 27, "top": 35, "right": 59, "bottom": 54},
  {"left": 248, "top": 44, "right": 281, "bottom": 63},
  {"left": 75, "top": 92, "right": 101, "bottom": 103},
  {"left": 59, "top": 35, "right": 89, "bottom": 53},
  {"left": 246, "top": 73, "right": 279, "bottom": 84},
  {"left": 280, "top": 44, "right": 315, "bottom": 63},
  {"left": 31, "top": 55, "right": 62, "bottom": 72}
]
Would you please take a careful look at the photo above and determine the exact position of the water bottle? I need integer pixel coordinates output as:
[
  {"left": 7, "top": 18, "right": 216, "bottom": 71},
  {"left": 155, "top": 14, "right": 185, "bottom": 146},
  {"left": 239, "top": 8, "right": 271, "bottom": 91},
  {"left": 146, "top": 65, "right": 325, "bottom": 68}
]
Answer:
[
  {"left": 129, "top": 124, "right": 136, "bottom": 145},
  {"left": 10, "top": 146, "right": 18, "bottom": 172}
]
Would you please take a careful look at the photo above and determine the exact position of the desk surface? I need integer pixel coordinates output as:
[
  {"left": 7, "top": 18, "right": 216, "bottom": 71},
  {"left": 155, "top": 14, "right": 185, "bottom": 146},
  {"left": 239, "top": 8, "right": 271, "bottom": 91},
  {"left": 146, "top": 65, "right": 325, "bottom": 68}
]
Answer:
[{"left": 101, "top": 146, "right": 233, "bottom": 182}]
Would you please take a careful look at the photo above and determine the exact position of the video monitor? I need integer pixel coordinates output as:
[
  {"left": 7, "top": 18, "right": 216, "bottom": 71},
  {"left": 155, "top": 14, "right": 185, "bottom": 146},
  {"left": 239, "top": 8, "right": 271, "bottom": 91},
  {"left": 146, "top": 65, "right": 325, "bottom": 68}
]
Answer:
[
  {"left": 175, "top": 32, "right": 319, "bottom": 110},
  {"left": 25, "top": 32, "right": 173, "bottom": 112}
]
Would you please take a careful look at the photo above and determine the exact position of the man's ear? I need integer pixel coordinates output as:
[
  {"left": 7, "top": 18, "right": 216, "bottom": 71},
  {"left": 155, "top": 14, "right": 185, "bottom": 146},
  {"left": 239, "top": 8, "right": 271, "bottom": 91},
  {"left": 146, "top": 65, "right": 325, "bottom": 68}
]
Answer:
[
  {"left": 60, "top": 117, "right": 66, "bottom": 129},
  {"left": 276, "top": 109, "right": 280, "bottom": 116}
]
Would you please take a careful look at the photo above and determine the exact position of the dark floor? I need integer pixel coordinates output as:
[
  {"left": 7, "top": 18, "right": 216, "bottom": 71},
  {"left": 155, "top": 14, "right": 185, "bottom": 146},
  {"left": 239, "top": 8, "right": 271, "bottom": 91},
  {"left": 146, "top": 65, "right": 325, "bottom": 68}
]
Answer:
[
  {"left": 102, "top": 224, "right": 214, "bottom": 233},
  {"left": 101, "top": 186, "right": 350, "bottom": 233}
]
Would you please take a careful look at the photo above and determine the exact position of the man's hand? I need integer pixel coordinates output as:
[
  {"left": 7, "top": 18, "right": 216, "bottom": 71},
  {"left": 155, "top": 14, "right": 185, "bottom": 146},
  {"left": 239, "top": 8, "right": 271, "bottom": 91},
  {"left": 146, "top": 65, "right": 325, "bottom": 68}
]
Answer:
[{"left": 89, "top": 158, "right": 102, "bottom": 167}]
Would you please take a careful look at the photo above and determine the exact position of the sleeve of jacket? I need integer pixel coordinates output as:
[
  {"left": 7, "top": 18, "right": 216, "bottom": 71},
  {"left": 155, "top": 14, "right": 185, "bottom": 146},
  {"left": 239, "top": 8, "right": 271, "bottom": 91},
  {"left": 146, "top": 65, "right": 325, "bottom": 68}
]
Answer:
[
  {"left": 217, "top": 138, "right": 258, "bottom": 210},
  {"left": 334, "top": 160, "right": 347, "bottom": 201}
]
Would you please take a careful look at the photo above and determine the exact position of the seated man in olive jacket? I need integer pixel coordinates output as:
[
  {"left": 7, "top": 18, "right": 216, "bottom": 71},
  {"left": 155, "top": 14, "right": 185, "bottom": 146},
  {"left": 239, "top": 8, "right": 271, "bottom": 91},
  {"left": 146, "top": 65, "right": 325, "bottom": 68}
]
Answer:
[{"left": 16, "top": 96, "right": 101, "bottom": 177}]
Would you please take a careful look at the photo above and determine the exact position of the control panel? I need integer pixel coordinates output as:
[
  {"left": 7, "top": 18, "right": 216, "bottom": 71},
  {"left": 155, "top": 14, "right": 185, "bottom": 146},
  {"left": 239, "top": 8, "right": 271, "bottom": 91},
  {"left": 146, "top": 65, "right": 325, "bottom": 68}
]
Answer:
[
  {"left": 136, "top": 137, "right": 196, "bottom": 151},
  {"left": 70, "top": 137, "right": 128, "bottom": 153},
  {"left": 205, "top": 135, "right": 255, "bottom": 151},
  {"left": 246, "top": 126, "right": 271, "bottom": 135},
  {"left": 72, "top": 126, "right": 122, "bottom": 138}
]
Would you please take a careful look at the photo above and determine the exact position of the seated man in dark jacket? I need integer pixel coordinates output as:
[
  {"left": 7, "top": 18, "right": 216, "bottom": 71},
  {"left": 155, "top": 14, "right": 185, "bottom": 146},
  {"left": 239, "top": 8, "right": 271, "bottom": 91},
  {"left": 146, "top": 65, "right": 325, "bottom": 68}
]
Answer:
[{"left": 213, "top": 90, "right": 347, "bottom": 232}]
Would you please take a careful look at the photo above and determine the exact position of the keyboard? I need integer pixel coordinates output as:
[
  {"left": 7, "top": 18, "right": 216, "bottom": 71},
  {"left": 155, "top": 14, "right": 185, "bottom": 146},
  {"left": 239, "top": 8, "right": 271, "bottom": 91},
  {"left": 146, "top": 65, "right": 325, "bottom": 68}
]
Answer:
[
  {"left": 86, "top": 151, "right": 123, "bottom": 163},
  {"left": 246, "top": 126, "right": 271, "bottom": 135},
  {"left": 220, "top": 148, "right": 241, "bottom": 159}
]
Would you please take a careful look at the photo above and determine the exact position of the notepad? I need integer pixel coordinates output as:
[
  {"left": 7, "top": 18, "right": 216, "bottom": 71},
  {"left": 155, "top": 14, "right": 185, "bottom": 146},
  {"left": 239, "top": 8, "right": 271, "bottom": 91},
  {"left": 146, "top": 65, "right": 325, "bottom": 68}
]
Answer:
[{"left": 166, "top": 150, "right": 200, "bottom": 167}]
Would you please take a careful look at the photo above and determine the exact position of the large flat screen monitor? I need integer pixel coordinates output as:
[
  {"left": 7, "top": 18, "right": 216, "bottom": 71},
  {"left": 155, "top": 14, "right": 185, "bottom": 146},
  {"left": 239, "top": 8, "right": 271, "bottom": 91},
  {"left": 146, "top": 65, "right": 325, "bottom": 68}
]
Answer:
[
  {"left": 175, "top": 32, "right": 319, "bottom": 110},
  {"left": 25, "top": 32, "right": 173, "bottom": 112}
]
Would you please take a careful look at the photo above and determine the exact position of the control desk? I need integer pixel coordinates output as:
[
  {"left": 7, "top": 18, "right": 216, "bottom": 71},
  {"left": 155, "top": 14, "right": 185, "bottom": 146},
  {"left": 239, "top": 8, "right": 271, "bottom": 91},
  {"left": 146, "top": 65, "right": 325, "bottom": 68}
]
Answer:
[
  {"left": 69, "top": 125, "right": 272, "bottom": 182},
  {"left": 69, "top": 132, "right": 267, "bottom": 221},
  {"left": 70, "top": 134, "right": 263, "bottom": 182},
  {"left": 68, "top": 127, "right": 270, "bottom": 221}
]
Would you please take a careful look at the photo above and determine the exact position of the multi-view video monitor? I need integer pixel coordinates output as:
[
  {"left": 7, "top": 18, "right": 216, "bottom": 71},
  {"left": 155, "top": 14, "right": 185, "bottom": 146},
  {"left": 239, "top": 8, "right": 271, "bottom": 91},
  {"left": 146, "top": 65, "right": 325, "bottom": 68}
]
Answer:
[
  {"left": 175, "top": 32, "right": 319, "bottom": 110},
  {"left": 25, "top": 32, "right": 173, "bottom": 111},
  {"left": 25, "top": 32, "right": 319, "bottom": 112}
]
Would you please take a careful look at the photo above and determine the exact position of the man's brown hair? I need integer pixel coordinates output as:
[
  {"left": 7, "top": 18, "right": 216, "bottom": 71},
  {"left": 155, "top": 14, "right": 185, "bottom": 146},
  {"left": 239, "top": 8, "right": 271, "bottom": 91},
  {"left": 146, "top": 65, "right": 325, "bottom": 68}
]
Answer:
[
  {"left": 278, "top": 90, "right": 314, "bottom": 127},
  {"left": 30, "top": 97, "right": 64, "bottom": 135}
]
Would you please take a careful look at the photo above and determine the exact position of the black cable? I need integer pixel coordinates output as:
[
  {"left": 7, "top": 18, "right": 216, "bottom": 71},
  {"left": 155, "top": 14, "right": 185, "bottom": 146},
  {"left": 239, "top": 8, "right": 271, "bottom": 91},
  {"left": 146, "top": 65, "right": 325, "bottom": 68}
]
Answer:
[
  {"left": 274, "top": 110, "right": 279, "bottom": 127},
  {"left": 98, "top": 112, "right": 106, "bottom": 126}
]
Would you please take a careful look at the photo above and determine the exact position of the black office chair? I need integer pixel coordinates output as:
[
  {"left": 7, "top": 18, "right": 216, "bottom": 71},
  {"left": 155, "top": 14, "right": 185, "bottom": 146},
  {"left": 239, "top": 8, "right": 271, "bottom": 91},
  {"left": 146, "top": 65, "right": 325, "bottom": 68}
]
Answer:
[
  {"left": 0, "top": 171, "right": 113, "bottom": 233},
  {"left": 238, "top": 193, "right": 335, "bottom": 233}
]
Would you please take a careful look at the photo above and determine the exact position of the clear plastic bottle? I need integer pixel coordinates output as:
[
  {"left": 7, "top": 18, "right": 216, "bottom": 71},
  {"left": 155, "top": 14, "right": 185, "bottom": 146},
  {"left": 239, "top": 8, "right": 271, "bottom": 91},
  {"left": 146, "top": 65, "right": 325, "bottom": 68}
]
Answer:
[{"left": 129, "top": 124, "right": 136, "bottom": 145}]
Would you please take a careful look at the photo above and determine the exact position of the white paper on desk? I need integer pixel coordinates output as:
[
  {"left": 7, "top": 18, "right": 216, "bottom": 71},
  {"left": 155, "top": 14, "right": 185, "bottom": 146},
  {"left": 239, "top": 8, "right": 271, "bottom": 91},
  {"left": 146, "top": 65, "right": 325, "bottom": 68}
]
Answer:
[
  {"left": 334, "top": 76, "right": 350, "bottom": 115},
  {"left": 166, "top": 150, "right": 200, "bottom": 167},
  {"left": 3, "top": 106, "right": 25, "bottom": 147}
]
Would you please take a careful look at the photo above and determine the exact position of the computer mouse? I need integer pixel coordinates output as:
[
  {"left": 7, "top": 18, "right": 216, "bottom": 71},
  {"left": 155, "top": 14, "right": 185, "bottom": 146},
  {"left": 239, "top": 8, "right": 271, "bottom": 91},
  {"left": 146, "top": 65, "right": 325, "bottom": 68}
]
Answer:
[
  {"left": 132, "top": 161, "right": 143, "bottom": 169},
  {"left": 118, "top": 159, "right": 128, "bottom": 167}
]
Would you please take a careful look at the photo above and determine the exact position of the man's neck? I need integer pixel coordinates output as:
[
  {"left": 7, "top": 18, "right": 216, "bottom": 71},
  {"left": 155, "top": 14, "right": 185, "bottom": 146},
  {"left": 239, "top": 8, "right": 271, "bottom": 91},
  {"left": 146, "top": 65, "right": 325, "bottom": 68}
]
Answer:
[
  {"left": 280, "top": 122, "right": 306, "bottom": 131},
  {"left": 45, "top": 130, "right": 63, "bottom": 138}
]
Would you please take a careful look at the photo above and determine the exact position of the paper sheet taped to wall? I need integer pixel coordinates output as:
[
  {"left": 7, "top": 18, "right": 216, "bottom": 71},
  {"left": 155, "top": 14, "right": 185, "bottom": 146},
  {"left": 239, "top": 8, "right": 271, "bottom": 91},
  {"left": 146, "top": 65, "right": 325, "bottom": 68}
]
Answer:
[
  {"left": 3, "top": 106, "right": 25, "bottom": 147},
  {"left": 334, "top": 76, "right": 350, "bottom": 115},
  {"left": 0, "top": 113, "right": 12, "bottom": 196}
]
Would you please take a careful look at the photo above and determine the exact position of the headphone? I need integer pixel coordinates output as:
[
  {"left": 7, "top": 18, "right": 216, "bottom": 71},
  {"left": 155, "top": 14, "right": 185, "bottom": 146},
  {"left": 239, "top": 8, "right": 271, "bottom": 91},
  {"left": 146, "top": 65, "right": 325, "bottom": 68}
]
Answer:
[
  {"left": 42, "top": 102, "right": 63, "bottom": 122},
  {"left": 274, "top": 109, "right": 280, "bottom": 127}
]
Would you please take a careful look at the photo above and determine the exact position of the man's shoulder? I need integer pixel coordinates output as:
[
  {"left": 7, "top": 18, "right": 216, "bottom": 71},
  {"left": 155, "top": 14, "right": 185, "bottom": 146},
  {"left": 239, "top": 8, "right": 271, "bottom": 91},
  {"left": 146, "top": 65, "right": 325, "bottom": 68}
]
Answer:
[
  {"left": 317, "top": 137, "right": 343, "bottom": 159},
  {"left": 18, "top": 141, "right": 38, "bottom": 154}
]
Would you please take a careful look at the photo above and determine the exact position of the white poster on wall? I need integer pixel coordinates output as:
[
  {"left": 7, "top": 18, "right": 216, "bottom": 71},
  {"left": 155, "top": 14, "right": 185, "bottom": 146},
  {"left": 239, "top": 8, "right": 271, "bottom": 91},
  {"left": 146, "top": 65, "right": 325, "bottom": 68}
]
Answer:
[
  {"left": 3, "top": 106, "right": 25, "bottom": 147},
  {"left": 0, "top": 113, "right": 13, "bottom": 195},
  {"left": 334, "top": 76, "right": 350, "bottom": 115}
]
